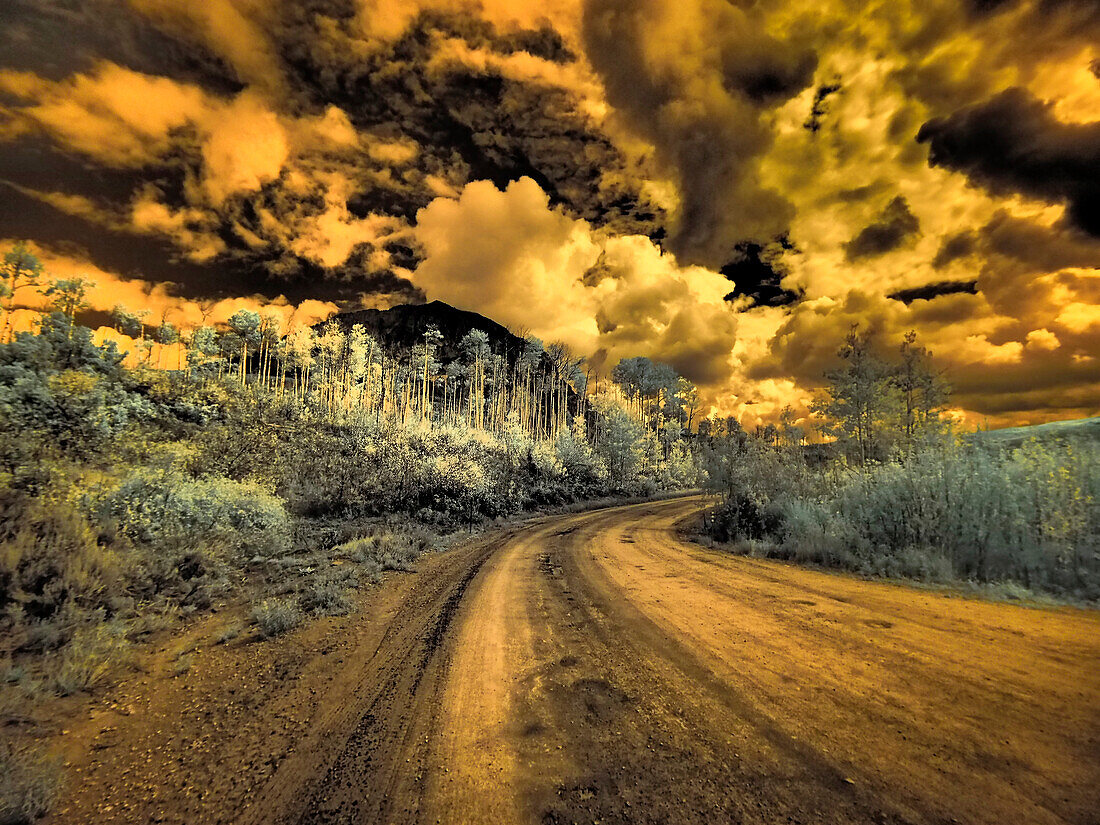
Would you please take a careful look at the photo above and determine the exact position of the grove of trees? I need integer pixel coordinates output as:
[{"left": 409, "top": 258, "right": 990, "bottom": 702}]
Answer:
[{"left": 702, "top": 327, "right": 1100, "bottom": 601}]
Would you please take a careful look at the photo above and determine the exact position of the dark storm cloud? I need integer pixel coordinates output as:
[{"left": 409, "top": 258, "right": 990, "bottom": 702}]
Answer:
[
  {"left": 963, "top": 0, "right": 1013, "bottom": 14},
  {"left": 980, "top": 212, "right": 1100, "bottom": 273},
  {"left": 803, "top": 82, "right": 841, "bottom": 133},
  {"left": 1, "top": 0, "right": 243, "bottom": 94},
  {"left": 720, "top": 239, "right": 803, "bottom": 308},
  {"left": 932, "top": 232, "right": 977, "bottom": 269},
  {"left": 269, "top": 7, "right": 665, "bottom": 236},
  {"left": 581, "top": 0, "right": 816, "bottom": 268},
  {"left": 917, "top": 88, "right": 1100, "bottom": 237},
  {"left": 834, "top": 182, "right": 891, "bottom": 203},
  {"left": 887, "top": 280, "right": 978, "bottom": 304},
  {"left": 844, "top": 196, "right": 920, "bottom": 261},
  {"left": 965, "top": 0, "right": 1100, "bottom": 21},
  {"left": 1, "top": 178, "right": 209, "bottom": 287}
]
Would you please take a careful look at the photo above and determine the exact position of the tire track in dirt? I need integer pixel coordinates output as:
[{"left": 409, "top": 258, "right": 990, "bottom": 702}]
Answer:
[
  {"left": 503, "top": 501, "right": 927, "bottom": 825},
  {"left": 241, "top": 533, "right": 502, "bottom": 825}
]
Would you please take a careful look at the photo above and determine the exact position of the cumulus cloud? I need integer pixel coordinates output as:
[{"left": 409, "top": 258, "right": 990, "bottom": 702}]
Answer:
[
  {"left": 200, "top": 91, "right": 289, "bottom": 204},
  {"left": 413, "top": 177, "right": 738, "bottom": 389}
]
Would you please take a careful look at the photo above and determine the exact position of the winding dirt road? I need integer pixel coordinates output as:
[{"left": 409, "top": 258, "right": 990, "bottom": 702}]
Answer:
[{"left": 46, "top": 497, "right": 1100, "bottom": 825}]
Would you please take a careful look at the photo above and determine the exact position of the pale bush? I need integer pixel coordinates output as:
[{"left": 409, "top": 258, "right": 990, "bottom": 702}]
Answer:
[
  {"left": 250, "top": 599, "right": 301, "bottom": 638},
  {"left": 97, "top": 469, "right": 289, "bottom": 557},
  {"left": 706, "top": 434, "right": 1100, "bottom": 597},
  {"left": 50, "top": 622, "right": 131, "bottom": 696}
]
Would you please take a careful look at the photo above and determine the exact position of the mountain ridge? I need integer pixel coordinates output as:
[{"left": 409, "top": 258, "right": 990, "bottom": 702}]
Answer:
[{"left": 323, "top": 300, "right": 526, "bottom": 363}]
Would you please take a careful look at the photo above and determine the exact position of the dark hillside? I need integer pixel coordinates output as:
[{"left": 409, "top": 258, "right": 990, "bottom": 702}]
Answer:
[{"left": 325, "top": 300, "right": 525, "bottom": 363}]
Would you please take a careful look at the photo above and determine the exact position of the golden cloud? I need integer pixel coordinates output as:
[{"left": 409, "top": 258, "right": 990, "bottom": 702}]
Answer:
[
  {"left": 2, "top": 0, "right": 1098, "bottom": 427},
  {"left": 413, "top": 177, "right": 738, "bottom": 392}
]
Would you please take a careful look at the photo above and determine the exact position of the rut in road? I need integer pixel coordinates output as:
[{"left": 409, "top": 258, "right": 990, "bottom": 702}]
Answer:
[
  {"left": 237, "top": 530, "right": 503, "bottom": 825},
  {"left": 244, "top": 497, "right": 1100, "bottom": 825},
  {"left": 503, "top": 514, "right": 907, "bottom": 825}
]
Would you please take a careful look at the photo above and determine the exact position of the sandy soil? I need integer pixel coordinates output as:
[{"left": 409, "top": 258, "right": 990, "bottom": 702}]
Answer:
[{"left": 33, "top": 497, "right": 1100, "bottom": 824}]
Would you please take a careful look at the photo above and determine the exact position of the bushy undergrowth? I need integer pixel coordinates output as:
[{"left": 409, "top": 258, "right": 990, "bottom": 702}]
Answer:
[
  {"left": 250, "top": 599, "right": 302, "bottom": 638},
  {"left": 0, "top": 317, "right": 688, "bottom": 687},
  {"left": 0, "top": 741, "right": 63, "bottom": 825},
  {"left": 705, "top": 437, "right": 1100, "bottom": 599},
  {"left": 277, "top": 413, "right": 693, "bottom": 521}
]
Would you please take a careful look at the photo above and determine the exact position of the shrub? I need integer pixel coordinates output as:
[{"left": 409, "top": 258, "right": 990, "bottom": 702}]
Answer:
[
  {"left": 213, "top": 622, "right": 242, "bottom": 645},
  {"left": 0, "top": 742, "right": 63, "bottom": 825},
  {"left": 709, "top": 491, "right": 784, "bottom": 543},
  {"left": 250, "top": 599, "right": 301, "bottom": 638},
  {"left": 776, "top": 498, "right": 865, "bottom": 569},
  {"left": 96, "top": 469, "right": 289, "bottom": 558},
  {"left": 298, "top": 575, "right": 354, "bottom": 616},
  {"left": 49, "top": 621, "right": 131, "bottom": 696},
  {"left": 705, "top": 433, "right": 1100, "bottom": 598},
  {"left": 0, "top": 491, "right": 123, "bottom": 635}
]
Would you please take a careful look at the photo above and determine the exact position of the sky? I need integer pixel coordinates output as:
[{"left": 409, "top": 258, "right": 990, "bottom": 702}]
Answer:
[{"left": 1, "top": 0, "right": 1098, "bottom": 428}]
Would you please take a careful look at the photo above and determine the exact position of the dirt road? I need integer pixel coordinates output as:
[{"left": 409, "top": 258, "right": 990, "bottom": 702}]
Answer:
[{"left": 45, "top": 497, "right": 1100, "bottom": 825}]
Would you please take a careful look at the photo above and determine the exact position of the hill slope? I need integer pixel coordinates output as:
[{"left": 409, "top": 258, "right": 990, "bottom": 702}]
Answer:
[
  {"left": 972, "top": 416, "right": 1100, "bottom": 448},
  {"left": 325, "top": 301, "right": 525, "bottom": 363}
]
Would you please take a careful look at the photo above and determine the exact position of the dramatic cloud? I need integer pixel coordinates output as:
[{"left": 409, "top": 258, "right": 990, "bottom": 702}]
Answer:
[
  {"left": 918, "top": 88, "right": 1100, "bottom": 236},
  {"left": 413, "top": 178, "right": 738, "bottom": 388},
  {"left": 719, "top": 240, "right": 802, "bottom": 308},
  {"left": 581, "top": 0, "right": 815, "bottom": 268},
  {"left": 932, "top": 232, "right": 977, "bottom": 269},
  {"left": 1, "top": 0, "right": 1098, "bottom": 427},
  {"left": 845, "top": 197, "right": 921, "bottom": 261},
  {"left": 888, "top": 280, "right": 978, "bottom": 304}
]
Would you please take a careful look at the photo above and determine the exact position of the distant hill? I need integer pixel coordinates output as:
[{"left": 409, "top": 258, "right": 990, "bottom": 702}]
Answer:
[
  {"left": 971, "top": 416, "right": 1100, "bottom": 448},
  {"left": 323, "top": 300, "right": 585, "bottom": 414},
  {"left": 323, "top": 300, "right": 526, "bottom": 363}
]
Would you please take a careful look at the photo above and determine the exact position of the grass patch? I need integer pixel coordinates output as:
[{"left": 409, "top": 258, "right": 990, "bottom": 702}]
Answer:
[
  {"left": 213, "top": 622, "right": 243, "bottom": 645},
  {"left": 334, "top": 526, "right": 435, "bottom": 574},
  {"left": 250, "top": 599, "right": 301, "bottom": 638},
  {"left": 49, "top": 623, "right": 131, "bottom": 697}
]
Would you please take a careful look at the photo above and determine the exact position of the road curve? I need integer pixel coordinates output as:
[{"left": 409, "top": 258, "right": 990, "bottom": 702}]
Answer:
[
  {"left": 44, "top": 497, "right": 1100, "bottom": 825},
  {"left": 250, "top": 496, "right": 1100, "bottom": 825}
]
